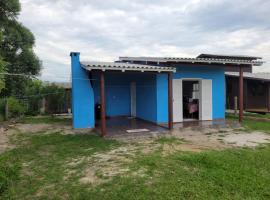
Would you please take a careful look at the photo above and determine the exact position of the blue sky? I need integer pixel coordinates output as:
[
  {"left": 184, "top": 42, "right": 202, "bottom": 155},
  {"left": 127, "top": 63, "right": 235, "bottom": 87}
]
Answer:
[{"left": 19, "top": 0, "right": 270, "bottom": 82}]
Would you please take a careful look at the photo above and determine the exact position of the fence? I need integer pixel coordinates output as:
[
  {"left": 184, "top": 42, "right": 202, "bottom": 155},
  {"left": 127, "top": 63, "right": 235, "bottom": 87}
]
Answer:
[{"left": 0, "top": 89, "right": 71, "bottom": 121}]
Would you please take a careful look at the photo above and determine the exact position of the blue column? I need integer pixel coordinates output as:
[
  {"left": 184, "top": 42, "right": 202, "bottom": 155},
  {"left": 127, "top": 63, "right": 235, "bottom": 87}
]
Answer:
[
  {"left": 156, "top": 73, "right": 168, "bottom": 123},
  {"left": 70, "top": 52, "right": 95, "bottom": 128}
]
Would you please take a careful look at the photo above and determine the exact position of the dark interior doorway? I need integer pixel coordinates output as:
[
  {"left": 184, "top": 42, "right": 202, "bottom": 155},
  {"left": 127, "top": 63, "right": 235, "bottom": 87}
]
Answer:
[{"left": 183, "top": 80, "right": 200, "bottom": 121}]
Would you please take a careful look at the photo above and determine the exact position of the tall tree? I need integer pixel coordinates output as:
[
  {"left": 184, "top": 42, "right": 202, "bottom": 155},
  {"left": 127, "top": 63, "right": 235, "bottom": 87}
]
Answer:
[
  {"left": 0, "top": 32, "right": 6, "bottom": 92},
  {"left": 0, "top": 0, "right": 41, "bottom": 96}
]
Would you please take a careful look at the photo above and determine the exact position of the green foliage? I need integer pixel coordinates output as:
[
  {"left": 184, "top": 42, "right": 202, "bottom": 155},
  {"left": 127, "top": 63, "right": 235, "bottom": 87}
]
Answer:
[
  {"left": 0, "top": 57, "right": 6, "bottom": 92},
  {"left": 0, "top": 0, "right": 21, "bottom": 22},
  {"left": 41, "top": 83, "right": 67, "bottom": 114},
  {"left": 0, "top": 0, "right": 41, "bottom": 97},
  {"left": 6, "top": 96, "right": 26, "bottom": 117},
  {"left": 0, "top": 98, "right": 5, "bottom": 120},
  {"left": 24, "top": 80, "right": 67, "bottom": 115}
]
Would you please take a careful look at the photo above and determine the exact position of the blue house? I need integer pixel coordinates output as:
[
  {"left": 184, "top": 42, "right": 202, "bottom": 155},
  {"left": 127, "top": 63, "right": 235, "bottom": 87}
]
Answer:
[{"left": 70, "top": 52, "right": 263, "bottom": 136}]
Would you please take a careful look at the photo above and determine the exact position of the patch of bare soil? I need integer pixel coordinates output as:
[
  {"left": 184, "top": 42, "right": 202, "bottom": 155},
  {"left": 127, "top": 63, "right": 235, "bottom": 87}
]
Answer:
[
  {"left": 170, "top": 127, "right": 230, "bottom": 150},
  {"left": 0, "top": 127, "right": 12, "bottom": 153},
  {"left": 223, "top": 132, "right": 270, "bottom": 147},
  {"left": 69, "top": 141, "right": 161, "bottom": 186}
]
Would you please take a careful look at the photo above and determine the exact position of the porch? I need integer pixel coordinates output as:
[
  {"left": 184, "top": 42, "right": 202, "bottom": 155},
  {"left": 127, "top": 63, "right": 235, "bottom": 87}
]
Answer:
[
  {"left": 95, "top": 116, "right": 169, "bottom": 138},
  {"left": 82, "top": 62, "right": 176, "bottom": 137}
]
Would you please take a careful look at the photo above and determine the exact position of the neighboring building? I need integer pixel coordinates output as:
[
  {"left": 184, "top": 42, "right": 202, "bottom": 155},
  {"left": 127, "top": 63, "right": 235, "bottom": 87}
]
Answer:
[
  {"left": 226, "top": 72, "right": 270, "bottom": 113},
  {"left": 70, "top": 52, "right": 263, "bottom": 135}
]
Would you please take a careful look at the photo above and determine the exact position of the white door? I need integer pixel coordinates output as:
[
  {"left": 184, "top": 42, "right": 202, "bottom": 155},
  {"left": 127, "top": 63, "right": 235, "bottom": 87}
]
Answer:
[
  {"left": 173, "top": 79, "right": 183, "bottom": 122},
  {"left": 199, "top": 79, "right": 212, "bottom": 120},
  {"left": 130, "top": 82, "right": 136, "bottom": 117}
]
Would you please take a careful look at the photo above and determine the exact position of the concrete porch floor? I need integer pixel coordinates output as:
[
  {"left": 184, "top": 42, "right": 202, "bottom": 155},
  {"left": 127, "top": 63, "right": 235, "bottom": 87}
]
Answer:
[
  {"left": 95, "top": 117, "right": 240, "bottom": 138},
  {"left": 95, "top": 117, "right": 168, "bottom": 138}
]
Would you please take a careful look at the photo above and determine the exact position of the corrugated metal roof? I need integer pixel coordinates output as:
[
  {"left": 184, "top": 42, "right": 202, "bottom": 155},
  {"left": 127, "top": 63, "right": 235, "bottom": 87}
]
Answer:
[
  {"left": 197, "top": 54, "right": 262, "bottom": 61},
  {"left": 119, "top": 56, "right": 264, "bottom": 66},
  {"left": 81, "top": 61, "right": 176, "bottom": 73},
  {"left": 225, "top": 72, "right": 270, "bottom": 81}
]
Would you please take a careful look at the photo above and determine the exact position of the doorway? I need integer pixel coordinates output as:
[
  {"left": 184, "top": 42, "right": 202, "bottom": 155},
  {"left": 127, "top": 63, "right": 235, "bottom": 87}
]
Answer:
[{"left": 182, "top": 80, "right": 200, "bottom": 121}]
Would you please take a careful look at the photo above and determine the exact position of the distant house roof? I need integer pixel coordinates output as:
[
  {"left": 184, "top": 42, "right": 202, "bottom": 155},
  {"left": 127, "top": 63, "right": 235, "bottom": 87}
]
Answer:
[
  {"left": 119, "top": 55, "right": 264, "bottom": 66},
  {"left": 225, "top": 72, "right": 270, "bottom": 81},
  {"left": 81, "top": 61, "right": 176, "bottom": 73},
  {"left": 197, "top": 54, "right": 262, "bottom": 61}
]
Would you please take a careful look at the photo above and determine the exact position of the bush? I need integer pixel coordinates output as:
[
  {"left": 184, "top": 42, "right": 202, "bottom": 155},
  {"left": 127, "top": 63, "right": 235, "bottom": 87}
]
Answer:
[
  {"left": 6, "top": 97, "right": 26, "bottom": 118},
  {"left": 0, "top": 98, "right": 5, "bottom": 119}
]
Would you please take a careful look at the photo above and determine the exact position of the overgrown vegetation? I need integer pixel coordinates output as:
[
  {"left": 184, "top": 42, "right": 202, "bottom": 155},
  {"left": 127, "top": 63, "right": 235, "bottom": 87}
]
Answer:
[
  {"left": 24, "top": 80, "right": 68, "bottom": 115},
  {"left": 0, "top": 0, "right": 41, "bottom": 97}
]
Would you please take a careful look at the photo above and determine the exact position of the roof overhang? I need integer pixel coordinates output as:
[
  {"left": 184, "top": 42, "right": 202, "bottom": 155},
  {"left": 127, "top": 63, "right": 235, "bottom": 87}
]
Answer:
[
  {"left": 81, "top": 62, "right": 176, "bottom": 73},
  {"left": 119, "top": 56, "right": 264, "bottom": 66}
]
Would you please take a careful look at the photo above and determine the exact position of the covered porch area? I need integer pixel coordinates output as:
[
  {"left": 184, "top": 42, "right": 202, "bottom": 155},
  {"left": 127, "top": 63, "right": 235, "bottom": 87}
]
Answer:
[
  {"left": 81, "top": 62, "right": 176, "bottom": 137},
  {"left": 95, "top": 116, "right": 169, "bottom": 138}
]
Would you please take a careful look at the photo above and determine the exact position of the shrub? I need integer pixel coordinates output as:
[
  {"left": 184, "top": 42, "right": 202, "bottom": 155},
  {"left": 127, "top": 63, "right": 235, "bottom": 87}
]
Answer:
[
  {"left": 6, "top": 97, "right": 26, "bottom": 118},
  {"left": 0, "top": 98, "right": 5, "bottom": 119}
]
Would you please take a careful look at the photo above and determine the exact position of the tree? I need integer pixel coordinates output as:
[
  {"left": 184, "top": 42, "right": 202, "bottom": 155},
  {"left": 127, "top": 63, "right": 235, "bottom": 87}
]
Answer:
[
  {"left": 0, "top": 56, "right": 6, "bottom": 92},
  {"left": 0, "top": 0, "right": 41, "bottom": 97},
  {"left": 0, "top": 32, "right": 6, "bottom": 92}
]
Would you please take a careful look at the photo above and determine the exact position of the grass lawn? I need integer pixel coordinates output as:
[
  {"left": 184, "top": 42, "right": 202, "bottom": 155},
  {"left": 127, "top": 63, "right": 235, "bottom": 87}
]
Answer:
[
  {"left": 1, "top": 116, "right": 270, "bottom": 199},
  {"left": 18, "top": 115, "right": 72, "bottom": 124},
  {"left": 226, "top": 113, "right": 270, "bottom": 133}
]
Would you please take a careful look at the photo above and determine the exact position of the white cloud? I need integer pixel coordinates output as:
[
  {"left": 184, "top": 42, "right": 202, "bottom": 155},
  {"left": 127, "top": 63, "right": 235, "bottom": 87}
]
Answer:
[{"left": 19, "top": 0, "right": 270, "bottom": 81}]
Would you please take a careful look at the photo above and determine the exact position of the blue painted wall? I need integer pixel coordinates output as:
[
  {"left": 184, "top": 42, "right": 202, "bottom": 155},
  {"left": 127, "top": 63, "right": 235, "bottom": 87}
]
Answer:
[
  {"left": 173, "top": 65, "right": 225, "bottom": 119},
  {"left": 70, "top": 52, "right": 95, "bottom": 128},
  {"left": 92, "top": 72, "right": 131, "bottom": 117},
  {"left": 72, "top": 58, "right": 225, "bottom": 129},
  {"left": 136, "top": 74, "right": 157, "bottom": 123},
  {"left": 155, "top": 66, "right": 225, "bottom": 122},
  {"left": 156, "top": 74, "right": 168, "bottom": 123},
  {"left": 92, "top": 72, "right": 158, "bottom": 123}
]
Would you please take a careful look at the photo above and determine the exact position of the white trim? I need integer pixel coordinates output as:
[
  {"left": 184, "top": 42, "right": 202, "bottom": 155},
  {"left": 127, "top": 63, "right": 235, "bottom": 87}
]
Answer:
[
  {"left": 119, "top": 56, "right": 264, "bottom": 66},
  {"left": 81, "top": 62, "right": 176, "bottom": 73},
  {"left": 200, "top": 79, "right": 213, "bottom": 120},
  {"left": 173, "top": 79, "right": 183, "bottom": 122}
]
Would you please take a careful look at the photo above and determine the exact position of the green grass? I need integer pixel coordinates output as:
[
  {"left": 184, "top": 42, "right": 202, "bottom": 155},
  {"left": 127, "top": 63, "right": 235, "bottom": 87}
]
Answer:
[
  {"left": 18, "top": 115, "right": 72, "bottom": 124},
  {"left": 0, "top": 133, "right": 119, "bottom": 199},
  {"left": 1, "top": 130, "right": 270, "bottom": 199},
  {"left": 2, "top": 115, "right": 270, "bottom": 199},
  {"left": 226, "top": 113, "right": 270, "bottom": 133},
  {"left": 155, "top": 136, "right": 183, "bottom": 145}
]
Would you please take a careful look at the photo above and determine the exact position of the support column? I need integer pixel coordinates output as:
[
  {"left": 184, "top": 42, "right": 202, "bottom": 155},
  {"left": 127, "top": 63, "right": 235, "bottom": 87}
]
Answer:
[
  {"left": 168, "top": 72, "right": 173, "bottom": 130},
  {"left": 239, "top": 66, "right": 244, "bottom": 122},
  {"left": 100, "top": 71, "right": 106, "bottom": 136},
  {"left": 268, "top": 82, "right": 270, "bottom": 112}
]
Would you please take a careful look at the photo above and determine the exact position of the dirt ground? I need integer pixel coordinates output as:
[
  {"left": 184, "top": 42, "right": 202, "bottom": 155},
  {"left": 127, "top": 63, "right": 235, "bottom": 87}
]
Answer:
[
  {"left": 1, "top": 119, "right": 270, "bottom": 185},
  {"left": 1, "top": 120, "right": 270, "bottom": 153}
]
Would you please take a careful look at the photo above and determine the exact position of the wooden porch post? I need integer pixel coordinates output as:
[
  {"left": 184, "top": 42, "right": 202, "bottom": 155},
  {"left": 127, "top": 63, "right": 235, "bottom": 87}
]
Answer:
[
  {"left": 100, "top": 71, "right": 106, "bottom": 136},
  {"left": 168, "top": 72, "right": 173, "bottom": 130},
  {"left": 239, "top": 66, "right": 244, "bottom": 122}
]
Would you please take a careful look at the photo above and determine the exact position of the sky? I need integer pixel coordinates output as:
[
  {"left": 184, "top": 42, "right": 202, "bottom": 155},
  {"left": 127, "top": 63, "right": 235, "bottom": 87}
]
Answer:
[{"left": 19, "top": 0, "right": 270, "bottom": 82}]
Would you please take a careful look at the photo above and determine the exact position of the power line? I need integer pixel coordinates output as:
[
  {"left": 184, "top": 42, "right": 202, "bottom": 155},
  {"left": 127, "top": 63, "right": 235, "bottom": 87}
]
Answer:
[{"left": 0, "top": 72, "right": 97, "bottom": 81}]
